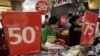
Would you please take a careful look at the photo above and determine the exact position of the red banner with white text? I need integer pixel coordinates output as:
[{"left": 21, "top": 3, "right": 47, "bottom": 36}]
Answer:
[
  {"left": 2, "top": 12, "right": 41, "bottom": 55},
  {"left": 81, "top": 11, "right": 98, "bottom": 45}
]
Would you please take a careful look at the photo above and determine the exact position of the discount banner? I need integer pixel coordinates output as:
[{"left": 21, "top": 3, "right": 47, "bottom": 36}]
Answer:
[
  {"left": 81, "top": 11, "right": 98, "bottom": 45},
  {"left": 2, "top": 12, "right": 41, "bottom": 55}
]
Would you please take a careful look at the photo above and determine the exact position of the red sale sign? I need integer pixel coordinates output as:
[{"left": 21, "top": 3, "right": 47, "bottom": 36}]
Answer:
[
  {"left": 35, "top": 0, "right": 50, "bottom": 15},
  {"left": 1, "top": 12, "right": 41, "bottom": 55},
  {"left": 81, "top": 11, "right": 98, "bottom": 45}
]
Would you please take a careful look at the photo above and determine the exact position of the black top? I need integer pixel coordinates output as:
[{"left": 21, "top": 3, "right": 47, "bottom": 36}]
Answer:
[
  {"left": 0, "top": 28, "right": 5, "bottom": 38},
  {"left": 69, "top": 25, "right": 82, "bottom": 46}
]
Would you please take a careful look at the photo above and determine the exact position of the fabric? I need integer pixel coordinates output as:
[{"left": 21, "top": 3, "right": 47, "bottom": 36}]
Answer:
[
  {"left": 93, "top": 37, "right": 100, "bottom": 46},
  {"left": 46, "top": 36, "right": 56, "bottom": 43},
  {"left": 56, "top": 28, "right": 69, "bottom": 45}
]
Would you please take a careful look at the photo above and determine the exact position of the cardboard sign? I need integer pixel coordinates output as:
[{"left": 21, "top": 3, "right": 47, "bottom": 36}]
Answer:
[
  {"left": 81, "top": 11, "right": 98, "bottom": 45},
  {"left": 2, "top": 12, "right": 41, "bottom": 55}
]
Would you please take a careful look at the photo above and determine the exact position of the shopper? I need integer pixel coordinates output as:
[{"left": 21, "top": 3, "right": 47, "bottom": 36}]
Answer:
[
  {"left": 67, "top": 12, "right": 73, "bottom": 29},
  {"left": 42, "top": 16, "right": 59, "bottom": 50},
  {"left": 69, "top": 15, "right": 82, "bottom": 46},
  {"left": 56, "top": 15, "right": 69, "bottom": 45}
]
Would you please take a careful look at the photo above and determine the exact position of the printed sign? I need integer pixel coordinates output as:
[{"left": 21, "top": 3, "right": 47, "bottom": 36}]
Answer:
[
  {"left": 81, "top": 11, "right": 98, "bottom": 45},
  {"left": 35, "top": 0, "right": 50, "bottom": 15},
  {"left": 2, "top": 12, "right": 41, "bottom": 55}
]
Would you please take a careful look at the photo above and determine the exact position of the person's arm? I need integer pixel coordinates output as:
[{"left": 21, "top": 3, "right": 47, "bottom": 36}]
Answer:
[
  {"left": 42, "top": 29, "right": 47, "bottom": 44},
  {"left": 74, "top": 28, "right": 82, "bottom": 31},
  {"left": 41, "top": 28, "right": 48, "bottom": 51}
]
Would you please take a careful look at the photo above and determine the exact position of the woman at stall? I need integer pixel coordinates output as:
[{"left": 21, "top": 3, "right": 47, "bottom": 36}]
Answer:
[
  {"left": 69, "top": 15, "right": 82, "bottom": 46},
  {"left": 42, "top": 16, "right": 59, "bottom": 50}
]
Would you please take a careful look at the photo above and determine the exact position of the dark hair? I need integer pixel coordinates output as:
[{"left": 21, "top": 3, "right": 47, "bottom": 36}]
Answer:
[
  {"left": 69, "top": 15, "right": 80, "bottom": 24},
  {"left": 68, "top": 13, "right": 73, "bottom": 17},
  {"left": 45, "top": 15, "right": 48, "bottom": 19},
  {"left": 48, "top": 16, "right": 58, "bottom": 25}
]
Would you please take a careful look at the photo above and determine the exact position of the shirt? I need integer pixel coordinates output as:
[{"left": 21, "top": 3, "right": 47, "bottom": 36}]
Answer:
[
  {"left": 69, "top": 25, "right": 82, "bottom": 46},
  {"left": 42, "top": 27, "right": 56, "bottom": 44}
]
